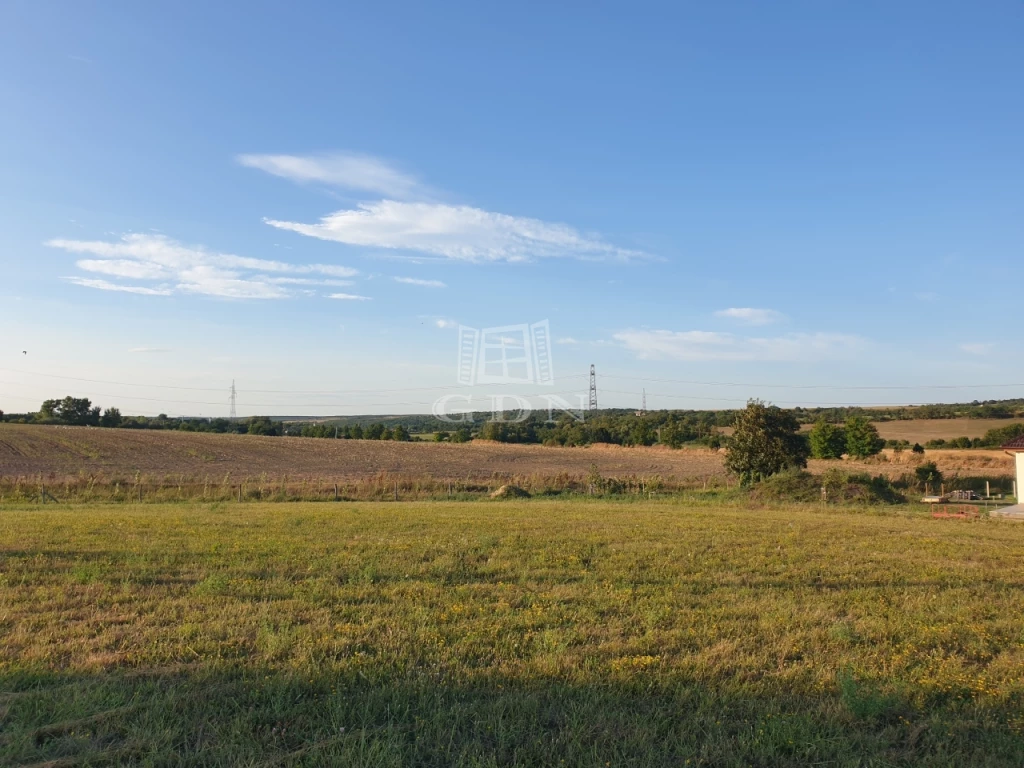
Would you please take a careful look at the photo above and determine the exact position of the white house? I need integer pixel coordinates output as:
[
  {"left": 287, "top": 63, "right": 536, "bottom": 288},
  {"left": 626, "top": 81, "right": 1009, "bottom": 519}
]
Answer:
[{"left": 993, "top": 435, "right": 1024, "bottom": 518}]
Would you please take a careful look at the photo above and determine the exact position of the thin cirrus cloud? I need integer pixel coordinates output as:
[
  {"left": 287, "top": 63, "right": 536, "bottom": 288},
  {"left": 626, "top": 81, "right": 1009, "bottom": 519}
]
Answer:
[
  {"left": 240, "top": 152, "right": 644, "bottom": 263},
  {"left": 613, "top": 329, "right": 865, "bottom": 362},
  {"left": 394, "top": 276, "right": 446, "bottom": 288},
  {"left": 714, "top": 307, "right": 785, "bottom": 326},
  {"left": 328, "top": 293, "right": 372, "bottom": 301},
  {"left": 237, "top": 151, "right": 425, "bottom": 199},
  {"left": 264, "top": 201, "right": 642, "bottom": 264},
  {"left": 48, "top": 233, "right": 359, "bottom": 300},
  {"left": 959, "top": 342, "right": 994, "bottom": 356}
]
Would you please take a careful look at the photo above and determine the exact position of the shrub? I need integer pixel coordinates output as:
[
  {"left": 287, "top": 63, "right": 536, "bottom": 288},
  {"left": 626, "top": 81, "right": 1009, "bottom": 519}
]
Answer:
[
  {"left": 845, "top": 417, "right": 883, "bottom": 458},
  {"left": 809, "top": 419, "right": 846, "bottom": 459},
  {"left": 725, "top": 400, "right": 809, "bottom": 484}
]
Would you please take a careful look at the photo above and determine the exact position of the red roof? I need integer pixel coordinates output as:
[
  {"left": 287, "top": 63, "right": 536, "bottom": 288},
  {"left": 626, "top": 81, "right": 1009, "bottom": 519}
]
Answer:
[{"left": 1003, "top": 435, "right": 1024, "bottom": 451}]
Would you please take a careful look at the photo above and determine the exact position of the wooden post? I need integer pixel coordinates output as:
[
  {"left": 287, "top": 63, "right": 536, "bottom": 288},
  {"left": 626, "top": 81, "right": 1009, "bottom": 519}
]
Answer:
[
  {"left": 139, "top": 483, "right": 142, "bottom": 503},
  {"left": 334, "top": 483, "right": 338, "bottom": 501},
  {"left": 238, "top": 484, "right": 242, "bottom": 502},
  {"left": 986, "top": 480, "right": 991, "bottom": 498},
  {"left": 394, "top": 481, "right": 398, "bottom": 501}
]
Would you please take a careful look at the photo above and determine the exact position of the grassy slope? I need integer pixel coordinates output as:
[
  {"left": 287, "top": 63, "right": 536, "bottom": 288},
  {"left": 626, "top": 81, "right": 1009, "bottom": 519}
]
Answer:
[{"left": 2, "top": 500, "right": 1024, "bottom": 766}]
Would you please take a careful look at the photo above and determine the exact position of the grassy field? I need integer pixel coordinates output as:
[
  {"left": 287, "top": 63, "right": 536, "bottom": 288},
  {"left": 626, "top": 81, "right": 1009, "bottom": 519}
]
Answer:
[{"left": 2, "top": 500, "right": 1024, "bottom": 766}]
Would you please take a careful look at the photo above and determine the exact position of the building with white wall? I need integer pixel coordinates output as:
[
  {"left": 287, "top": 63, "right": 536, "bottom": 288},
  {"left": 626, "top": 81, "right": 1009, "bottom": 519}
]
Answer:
[{"left": 993, "top": 435, "right": 1024, "bottom": 518}]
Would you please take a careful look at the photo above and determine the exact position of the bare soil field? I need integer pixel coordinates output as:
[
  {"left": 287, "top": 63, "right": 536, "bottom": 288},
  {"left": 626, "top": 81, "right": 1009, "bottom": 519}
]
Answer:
[
  {"left": 1, "top": 424, "right": 1015, "bottom": 490},
  {"left": 0, "top": 424, "right": 726, "bottom": 481},
  {"left": 815, "top": 449, "right": 1014, "bottom": 479},
  {"left": 871, "top": 418, "right": 1024, "bottom": 442},
  {"left": 723, "top": 418, "right": 1024, "bottom": 442}
]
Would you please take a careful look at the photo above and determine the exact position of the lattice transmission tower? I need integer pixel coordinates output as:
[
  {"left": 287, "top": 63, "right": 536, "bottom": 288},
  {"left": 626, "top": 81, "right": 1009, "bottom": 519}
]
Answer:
[
  {"left": 229, "top": 380, "right": 237, "bottom": 420},
  {"left": 589, "top": 364, "right": 598, "bottom": 411}
]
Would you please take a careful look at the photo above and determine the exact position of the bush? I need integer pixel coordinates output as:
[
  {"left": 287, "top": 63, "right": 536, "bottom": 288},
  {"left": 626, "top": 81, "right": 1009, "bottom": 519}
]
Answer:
[
  {"left": 725, "top": 400, "right": 809, "bottom": 484},
  {"left": 845, "top": 417, "right": 883, "bottom": 458},
  {"left": 809, "top": 419, "right": 846, "bottom": 459},
  {"left": 748, "top": 470, "right": 905, "bottom": 505},
  {"left": 915, "top": 462, "right": 943, "bottom": 491}
]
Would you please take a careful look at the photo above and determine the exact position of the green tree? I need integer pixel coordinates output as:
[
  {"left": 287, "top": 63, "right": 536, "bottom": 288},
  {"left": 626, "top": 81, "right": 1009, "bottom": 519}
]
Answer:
[
  {"left": 365, "top": 423, "right": 385, "bottom": 440},
  {"left": 349, "top": 424, "right": 364, "bottom": 440},
  {"left": 434, "top": 430, "right": 450, "bottom": 442},
  {"left": 844, "top": 416, "right": 883, "bottom": 458},
  {"left": 808, "top": 419, "right": 846, "bottom": 459},
  {"left": 391, "top": 425, "right": 411, "bottom": 441},
  {"left": 246, "top": 416, "right": 281, "bottom": 436},
  {"left": 450, "top": 426, "right": 472, "bottom": 443},
  {"left": 40, "top": 396, "right": 100, "bottom": 426},
  {"left": 100, "top": 407, "right": 123, "bottom": 428},
  {"left": 915, "top": 461, "right": 943, "bottom": 492},
  {"left": 724, "top": 400, "right": 809, "bottom": 484}
]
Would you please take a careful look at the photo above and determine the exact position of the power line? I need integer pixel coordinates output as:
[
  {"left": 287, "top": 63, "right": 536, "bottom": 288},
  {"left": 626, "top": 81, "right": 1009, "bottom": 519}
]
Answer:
[
  {"left": 3, "top": 365, "right": 1018, "bottom": 394},
  {"left": 0, "top": 367, "right": 587, "bottom": 394},
  {"left": 597, "top": 374, "right": 1024, "bottom": 391}
]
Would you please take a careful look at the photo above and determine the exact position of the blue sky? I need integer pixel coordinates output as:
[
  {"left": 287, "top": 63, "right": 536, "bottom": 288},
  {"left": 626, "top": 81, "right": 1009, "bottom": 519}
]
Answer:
[{"left": 1, "top": 1, "right": 1022, "bottom": 417}]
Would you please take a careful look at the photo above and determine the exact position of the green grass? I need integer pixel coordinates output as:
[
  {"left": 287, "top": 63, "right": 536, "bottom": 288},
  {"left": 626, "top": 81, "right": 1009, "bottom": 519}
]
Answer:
[{"left": 2, "top": 499, "right": 1023, "bottom": 766}]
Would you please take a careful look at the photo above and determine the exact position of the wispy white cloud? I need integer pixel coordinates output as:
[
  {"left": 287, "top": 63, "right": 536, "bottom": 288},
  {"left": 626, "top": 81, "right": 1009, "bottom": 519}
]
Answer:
[
  {"left": 265, "top": 201, "right": 642, "bottom": 264},
  {"left": 237, "top": 151, "right": 423, "bottom": 199},
  {"left": 556, "top": 337, "right": 579, "bottom": 345},
  {"left": 613, "top": 329, "right": 865, "bottom": 362},
  {"left": 714, "top": 307, "right": 785, "bottom": 326},
  {"left": 62, "top": 277, "right": 173, "bottom": 296},
  {"left": 129, "top": 346, "right": 170, "bottom": 354},
  {"left": 328, "top": 293, "right": 372, "bottom": 301},
  {"left": 959, "top": 342, "right": 994, "bottom": 356},
  {"left": 48, "top": 234, "right": 359, "bottom": 300},
  {"left": 394, "top": 276, "right": 446, "bottom": 288},
  {"left": 434, "top": 318, "right": 457, "bottom": 329}
]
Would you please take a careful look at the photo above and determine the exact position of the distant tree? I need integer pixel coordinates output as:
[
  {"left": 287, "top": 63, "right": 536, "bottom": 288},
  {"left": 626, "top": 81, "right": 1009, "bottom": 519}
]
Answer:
[
  {"left": 844, "top": 416, "right": 883, "bottom": 458},
  {"left": 39, "top": 399, "right": 58, "bottom": 419},
  {"left": 724, "top": 400, "right": 809, "bottom": 484},
  {"left": 100, "top": 407, "right": 122, "bottom": 428},
  {"left": 911, "top": 443, "right": 925, "bottom": 454},
  {"left": 246, "top": 416, "right": 281, "bottom": 436},
  {"left": 450, "top": 426, "right": 472, "bottom": 443},
  {"left": 350, "top": 424, "right": 365, "bottom": 440},
  {"left": 391, "top": 425, "right": 412, "bottom": 441},
  {"left": 365, "top": 423, "right": 385, "bottom": 440},
  {"left": 808, "top": 419, "right": 846, "bottom": 459},
  {"left": 915, "top": 461, "right": 943, "bottom": 492},
  {"left": 434, "top": 430, "right": 450, "bottom": 442},
  {"left": 40, "top": 396, "right": 99, "bottom": 426},
  {"left": 980, "top": 422, "right": 1024, "bottom": 448}
]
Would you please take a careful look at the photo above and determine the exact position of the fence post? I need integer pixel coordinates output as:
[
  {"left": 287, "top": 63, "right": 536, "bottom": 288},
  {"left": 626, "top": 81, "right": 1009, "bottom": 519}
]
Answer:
[
  {"left": 334, "top": 483, "right": 338, "bottom": 501},
  {"left": 394, "top": 481, "right": 399, "bottom": 501},
  {"left": 238, "top": 484, "right": 242, "bottom": 503}
]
